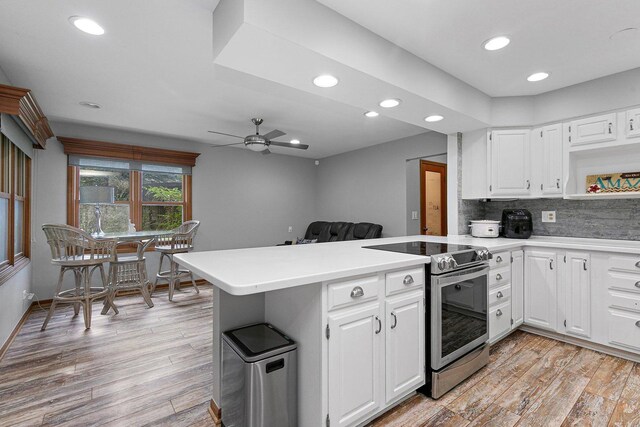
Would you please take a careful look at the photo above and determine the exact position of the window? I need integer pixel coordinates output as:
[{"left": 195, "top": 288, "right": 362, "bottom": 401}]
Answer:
[
  {"left": 0, "top": 134, "right": 31, "bottom": 283},
  {"left": 61, "top": 137, "right": 198, "bottom": 237}
]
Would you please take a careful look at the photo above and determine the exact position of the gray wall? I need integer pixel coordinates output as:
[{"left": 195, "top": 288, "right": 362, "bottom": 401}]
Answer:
[
  {"left": 483, "top": 199, "right": 640, "bottom": 241},
  {"left": 0, "top": 66, "right": 33, "bottom": 349},
  {"left": 316, "top": 132, "right": 447, "bottom": 237},
  {"left": 32, "top": 122, "right": 318, "bottom": 299}
]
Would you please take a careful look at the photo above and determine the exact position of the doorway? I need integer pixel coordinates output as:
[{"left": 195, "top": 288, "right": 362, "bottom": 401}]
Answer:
[{"left": 420, "top": 160, "right": 447, "bottom": 236}]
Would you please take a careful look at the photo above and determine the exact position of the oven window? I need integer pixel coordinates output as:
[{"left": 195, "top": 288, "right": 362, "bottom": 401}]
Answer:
[{"left": 440, "top": 275, "right": 487, "bottom": 359}]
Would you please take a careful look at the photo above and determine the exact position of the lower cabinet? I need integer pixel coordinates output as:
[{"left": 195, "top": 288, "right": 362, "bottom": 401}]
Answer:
[
  {"left": 326, "top": 268, "right": 425, "bottom": 427},
  {"left": 524, "top": 250, "right": 558, "bottom": 331},
  {"left": 564, "top": 252, "right": 591, "bottom": 338},
  {"left": 511, "top": 250, "right": 524, "bottom": 327},
  {"left": 488, "top": 250, "right": 524, "bottom": 343}
]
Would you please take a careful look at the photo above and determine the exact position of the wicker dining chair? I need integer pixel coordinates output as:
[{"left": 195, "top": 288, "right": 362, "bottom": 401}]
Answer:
[
  {"left": 41, "top": 224, "right": 117, "bottom": 330},
  {"left": 152, "top": 220, "right": 200, "bottom": 301},
  {"left": 101, "top": 239, "right": 155, "bottom": 315}
]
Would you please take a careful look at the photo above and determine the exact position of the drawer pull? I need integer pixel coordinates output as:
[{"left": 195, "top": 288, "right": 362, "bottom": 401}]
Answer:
[
  {"left": 496, "top": 273, "right": 503, "bottom": 281},
  {"left": 496, "top": 256, "right": 503, "bottom": 263},
  {"left": 350, "top": 286, "right": 364, "bottom": 298},
  {"left": 583, "top": 259, "right": 588, "bottom": 271},
  {"left": 391, "top": 312, "right": 398, "bottom": 329},
  {"left": 403, "top": 275, "right": 414, "bottom": 285},
  {"left": 636, "top": 320, "right": 640, "bottom": 328},
  {"left": 635, "top": 281, "right": 640, "bottom": 289},
  {"left": 375, "top": 316, "right": 382, "bottom": 334},
  {"left": 636, "top": 261, "right": 640, "bottom": 268},
  {"left": 496, "top": 291, "right": 504, "bottom": 299},
  {"left": 496, "top": 309, "right": 503, "bottom": 317}
]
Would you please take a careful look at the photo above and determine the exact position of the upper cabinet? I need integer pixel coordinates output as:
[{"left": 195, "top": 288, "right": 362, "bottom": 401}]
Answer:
[
  {"left": 568, "top": 113, "right": 617, "bottom": 146},
  {"left": 489, "top": 129, "right": 531, "bottom": 196},
  {"left": 626, "top": 108, "right": 640, "bottom": 139},
  {"left": 536, "top": 124, "right": 564, "bottom": 196}
]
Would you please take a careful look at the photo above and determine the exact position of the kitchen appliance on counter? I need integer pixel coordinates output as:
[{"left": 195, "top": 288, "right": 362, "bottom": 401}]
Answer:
[
  {"left": 363, "top": 241, "right": 491, "bottom": 399},
  {"left": 469, "top": 220, "right": 501, "bottom": 238},
  {"left": 502, "top": 209, "right": 533, "bottom": 239}
]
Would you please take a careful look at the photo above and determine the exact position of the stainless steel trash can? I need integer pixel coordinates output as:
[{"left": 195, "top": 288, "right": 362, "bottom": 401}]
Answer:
[{"left": 221, "top": 323, "right": 297, "bottom": 427}]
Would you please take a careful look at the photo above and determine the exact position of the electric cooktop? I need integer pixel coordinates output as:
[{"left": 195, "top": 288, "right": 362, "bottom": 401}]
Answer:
[{"left": 363, "top": 241, "right": 476, "bottom": 256}]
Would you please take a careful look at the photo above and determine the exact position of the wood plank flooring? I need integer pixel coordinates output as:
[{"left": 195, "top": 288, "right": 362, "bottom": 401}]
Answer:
[
  {"left": 2, "top": 287, "right": 640, "bottom": 426},
  {"left": 369, "top": 331, "right": 640, "bottom": 427}
]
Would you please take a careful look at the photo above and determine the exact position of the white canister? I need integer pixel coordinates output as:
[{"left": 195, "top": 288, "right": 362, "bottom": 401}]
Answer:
[{"left": 469, "top": 220, "right": 501, "bottom": 238}]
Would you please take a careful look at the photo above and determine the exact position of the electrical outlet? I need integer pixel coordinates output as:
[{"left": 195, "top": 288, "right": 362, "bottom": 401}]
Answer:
[
  {"left": 288, "top": 226, "right": 293, "bottom": 233},
  {"left": 23, "top": 290, "right": 27, "bottom": 300},
  {"left": 542, "top": 211, "right": 556, "bottom": 223},
  {"left": 411, "top": 211, "right": 419, "bottom": 220}
]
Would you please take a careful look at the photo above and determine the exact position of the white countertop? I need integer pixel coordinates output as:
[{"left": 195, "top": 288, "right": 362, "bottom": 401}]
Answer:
[{"left": 175, "top": 235, "right": 640, "bottom": 296}]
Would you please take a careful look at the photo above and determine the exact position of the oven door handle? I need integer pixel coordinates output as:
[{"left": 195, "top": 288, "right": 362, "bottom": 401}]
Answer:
[{"left": 432, "top": 265, "right": 490, "bottom": 287}]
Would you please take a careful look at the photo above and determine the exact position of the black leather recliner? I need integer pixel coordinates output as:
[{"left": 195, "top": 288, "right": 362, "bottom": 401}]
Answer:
[
  {"left": 304, "top": 221, "right": 330, "bottom": 241},
  {"left": 318, "top": 222, "right": 353, "bottom": 242},
  {"left": 344, "top": 222, "right": 383, "bottom": 240}
]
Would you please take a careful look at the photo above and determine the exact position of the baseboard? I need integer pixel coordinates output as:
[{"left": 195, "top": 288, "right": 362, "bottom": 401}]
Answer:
[
  {"left": 520, "top": 325, "right": 640, "bottom": 363},
  {"left": 208, "top": 399, "right": 222, "bottom": 426},
  {"left": 0, "top": 304, "right": 33, "bottom": 362}
]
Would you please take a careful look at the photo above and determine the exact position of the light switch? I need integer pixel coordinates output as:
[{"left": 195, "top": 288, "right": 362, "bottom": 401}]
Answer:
[
  {"left": 411, "top": 211, "right": 419, "bottom": 220},
  {"left": 542, "top": 211, "right": 556, "bottom": 223},
  {"left": 288, "top": 226, "right": 293, "bottom": 233}
]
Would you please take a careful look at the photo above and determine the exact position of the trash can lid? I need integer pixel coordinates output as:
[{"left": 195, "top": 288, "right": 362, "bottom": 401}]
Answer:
[{"left": 223, "top": 323, "right": 297, "bottom": 362}]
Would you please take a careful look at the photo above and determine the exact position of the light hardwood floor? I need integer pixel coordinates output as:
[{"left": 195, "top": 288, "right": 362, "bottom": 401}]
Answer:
[{"left": 2, "top": 286, "right": 639, "bottom": 427}]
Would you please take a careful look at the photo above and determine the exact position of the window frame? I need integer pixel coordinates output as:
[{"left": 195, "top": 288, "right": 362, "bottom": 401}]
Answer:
[{"left": 0, "top": 136, "right": 31, "bottom": 286}]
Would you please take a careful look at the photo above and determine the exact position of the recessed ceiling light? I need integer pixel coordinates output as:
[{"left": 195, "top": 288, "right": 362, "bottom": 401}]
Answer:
[
  {"left": 483, "top": 36, "right": 510, "bottom": 51},
  {"left": 379, "top": 99, "right": 401, "bottom": 108},
  {"left": 527, "top": 72, "right": 549, "bottom": 82},
  {"left": 425, "top": 115, "right": 444, "bottom": 122},
  {"left": 79, "top": 101, "right": 101, "bottom": 109},
  {"left": 313, "top": 75, "right": 338, "bottom": 88},
  {"left": 364, "top": 111, "right": 379, "bottom": 118},
  {"left": 69, "top": 16, "right": 105, "bottom": 35},
  {"left": 290, "top": 139, "right": 301, "bottom": 145}
]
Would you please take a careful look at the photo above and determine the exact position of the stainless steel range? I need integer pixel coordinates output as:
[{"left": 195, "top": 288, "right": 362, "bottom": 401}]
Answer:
[{"left": 364, "top": 241, "right": 491, "bottom": 398}]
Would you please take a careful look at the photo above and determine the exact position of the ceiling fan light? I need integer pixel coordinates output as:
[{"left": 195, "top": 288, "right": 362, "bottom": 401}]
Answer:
[
  {"left": 247, "top": 142, "right": 266, "bottom": 152},
  {"left": 290, "top": 139, "right": 301, "bottom": 145}
]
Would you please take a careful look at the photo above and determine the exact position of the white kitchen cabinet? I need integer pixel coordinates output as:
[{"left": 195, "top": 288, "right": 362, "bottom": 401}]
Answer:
[
  {"left": 328, "top": 303, "right": 382, "bottom": 427},
  {"left": 511, "top": 250, "right": 524, "bottom": 327},
  {"left": 626, "top": 108, "right": 640, "bottom": 138},
  {"left": 490, "top": 301, "right": 512, "bottom": 339},
  {"left": 489, "top": 129, "right": 531, "bottom": 196},
  {"left": 524, "top": 250, "right": 558, "bottom": 331},
  {"left": 384, "top": 291, "right": 425, "bottom": 403},
  {"left": 564, "top": 252, "right": 591, "bottom": 338},
  {"left": 534, "top": 124, "right": 563, "bottom": 196},
  {"left": 568, "top": 113, "right": 617, "bottom": 146}
]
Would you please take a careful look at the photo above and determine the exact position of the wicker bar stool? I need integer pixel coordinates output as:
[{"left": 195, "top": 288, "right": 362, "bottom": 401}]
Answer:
[
  {"left": 101, "top": 239, "right": 155, "bottom": 315},
  {"left": 41, "top": 224, "right": 117, "bottom": 330},
  {"left": 152, "top": 220, "right": 200, "bottom": 301}
]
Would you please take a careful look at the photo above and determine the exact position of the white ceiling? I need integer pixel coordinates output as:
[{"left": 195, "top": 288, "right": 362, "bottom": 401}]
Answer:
[
  {"left": 318, "top": 0, "right": 640, "bottom": 97},
  {"left": 0, "top": 0, "right": 426, "bottom": 158}
]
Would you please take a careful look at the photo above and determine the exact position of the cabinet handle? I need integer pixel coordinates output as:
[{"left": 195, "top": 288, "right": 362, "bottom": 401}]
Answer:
[
  {"left": 390, "top": 312, "right": 398, "bottom": 329},
  {"left": 541, "top": 183, "right": 544, "bottom": 191},
  {"left": 636, "top": 320, "right": 640, "bottom": 328},
  {"left": 557, "top": 179, "right": 560, "bottom": 189},
  {"left": 550, "top": 259, "right": 554, "bottom": 270},
  {"left": 496, "top": 273, "right": 503, "bottom": 281},
  {"left": 403, "top": 275, "right": 414, "bottom": 285},
  {"left": 608, "top": 122, "right": 613, "bottom": 134},
  {"left": 350, "top": 286, "right": 364, "bottom": 298},
  {"left": 635, "top": 261, "right": 640, "bottom": 268},
  {"left": 496, "top": 256, "right": 503, "bottom": 263},
  {"left": 496, "top": 291, "right": 504, "bottom": 299},
  {"left": 631, "top": 119, "right": 635, "bottom": 131},
  {"left": 583, "top": 259, "right": 588, "bottom": 271},
  {"left": 526, "top": 180, "right": 531, "bottom": 190},
  {"left": 496, "top": 309, "right": 503, "bottom": 317},
  {"left": 635, "top": 281, "right": 640, "bottom": 289},
  {"left": 375, "top": 316, "right": 382, "bottom": 334}
]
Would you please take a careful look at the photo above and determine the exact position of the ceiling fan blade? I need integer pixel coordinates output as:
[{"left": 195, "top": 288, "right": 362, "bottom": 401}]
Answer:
[
  {"left": 208, "top": 130, "right": 245, "bottom": 139},
  {"left": 261, "top": 148, "right": 271, "bottom": 155},
  {"left": 269, "top": 140, "right": 309, "bottom": 150},
  {"left": 209, "top": 142, "right": 244, "bottom": 148},
  {"left": 263, "top": 129, "right": 286, "bottom": 140}
]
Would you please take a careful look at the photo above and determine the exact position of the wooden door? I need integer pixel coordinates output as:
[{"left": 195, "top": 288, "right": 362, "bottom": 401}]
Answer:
[
  {"left": 564, "top": 252, "right": 591, "bottom": 338},
  {"left": 328, "top": 303, "right": 382, "bottom": 427},
  {"left": 489, "top": 129, "right": 531, "bottom": 196},
  {"left": 524, "top": 250, "right": 558, "bottom": 331},
  {"left": 420, "top": 161, "right": 447, "bottom": 236},
  {"left": 385, "top": 291, "right": 424, "bottom": 403}
]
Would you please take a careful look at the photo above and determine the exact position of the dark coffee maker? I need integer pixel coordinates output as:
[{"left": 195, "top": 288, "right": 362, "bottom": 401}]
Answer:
[{"left": 501, "top": 209, "right": 533, "bottom": 239}]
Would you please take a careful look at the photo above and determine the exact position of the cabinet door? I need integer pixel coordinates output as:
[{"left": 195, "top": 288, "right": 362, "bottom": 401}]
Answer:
[
  {"left": 385, "top": 291, "right": 425, "bottom": 403},
  {"left": 328, "top": 303, "right": 382, "bottom": 427},
  {"left": 489, "top": 129, "right": 531, "bottom": 196},
  {"left": 569, "top": 113, "right": 617, "bottom": 146},
  {"left": 524, "top": 250, "right": 558, "bottom": 331},
  {"left": 626, "top": 108, "right": 640, "bottom": 138},
  {"left": 489, "top": 300, "right": 512, "bottom": 343},
  {"left": 540, "top": 124, "right": 563, "bottom": 195},
  {"left": 511, "top": 250, "right": 524, "bottom": 328},
  {"left": 565, "top": 252, "right": 591, "bottom": 338}
]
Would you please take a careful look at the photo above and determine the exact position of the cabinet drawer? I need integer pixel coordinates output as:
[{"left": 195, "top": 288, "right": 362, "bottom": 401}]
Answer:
[
  {"left": 489, "top": 284, "right": 511, "bottom": 307},
  {"left": 608, "top": 255, "right": 640, "bottom": 273},
  {"left": 609, "top": 291, "right": 640, "bottom": 313},
  {"left": 386, "top": 267, "right": 424, "bottom": 296},
  {"left": 490, "top": 251, "right": 510, "bottom": 269},
  {"left": 608, "top": 271, "right": 640, "bottom": 293},
  {"left": 490, "top": 301, "right": 511, "bottom": 340},
  {"left": 490, "top": 266, "right": 511, "bottom": 288},
  {"left": 328, "top": 275, "right": 380, "bottom": 311},
  {"left": 608, "top": 309, "right": 640, "bottom": 352}
]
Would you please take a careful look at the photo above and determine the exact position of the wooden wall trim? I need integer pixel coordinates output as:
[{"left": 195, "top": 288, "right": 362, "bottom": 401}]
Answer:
[
  {"left": 0, "top": 300, "right": 33, "bottom": 362},
  {"left": 58, "top": 137, "right": 201, "bottom": 167},
  {"left": 209, "top": 399, "right": 222, "bottom": 426},
  {"left": 0, "top": 83, "right": 53, "bottom": 149}
]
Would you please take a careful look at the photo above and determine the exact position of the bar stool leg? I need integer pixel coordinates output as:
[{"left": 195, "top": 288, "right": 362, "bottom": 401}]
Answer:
[
  {"left": 141, "top": 280, "right": 154, "bottom": 308},
  {"left": 153, "top": 252, "right": 166, "bottom": 295},
  {"left": 82, "top": 267, "right": 93, "bottom": 329},
  {"left": 172, "top": 255, "right": 181, "bottom": 291},
  {"left": 190, "top": 271, "right": 199, "bottom": 294},
  {"left": 41, "top": 268, "right": 65, "bottom": 331},
  {"left": 73, "top": 268, "right": 81, "bottom": 316},
  {"left": 168, "top": 256, "right": 176, "bottom": 302}
]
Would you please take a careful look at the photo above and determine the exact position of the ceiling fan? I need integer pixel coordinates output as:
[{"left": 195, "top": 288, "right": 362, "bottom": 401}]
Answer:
[{"left": 208, "top": 118, "right": 309, "bottom": 154}]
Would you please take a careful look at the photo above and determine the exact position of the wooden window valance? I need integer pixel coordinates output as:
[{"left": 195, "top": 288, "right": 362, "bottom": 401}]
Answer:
[
  {"left": 0, "top": 83, "right": 54, "bottom": 149},
  {"left": 58, "top": 137, "right": 200, "bottom": 167}
]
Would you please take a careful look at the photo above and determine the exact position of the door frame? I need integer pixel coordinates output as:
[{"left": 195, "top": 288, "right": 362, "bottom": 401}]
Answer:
[{"left": 420, "top": 160, "right": 447, "bottom": 236}]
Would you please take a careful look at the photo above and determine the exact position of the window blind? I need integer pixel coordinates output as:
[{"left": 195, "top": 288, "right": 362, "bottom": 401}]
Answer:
[{"left": 68, "top": 155, "right": 192, "bottom": 175}]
